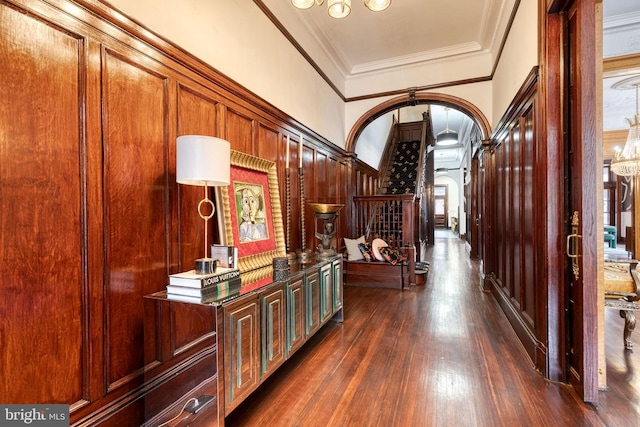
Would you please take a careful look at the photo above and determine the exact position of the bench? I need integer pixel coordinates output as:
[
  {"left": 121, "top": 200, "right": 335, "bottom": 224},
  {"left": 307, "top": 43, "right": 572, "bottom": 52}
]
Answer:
[
  {"left": 604, "top": 259, "right": 640, "bottom": 350},
  {"left": 343, "top": 246, "right": 415, "bottom": 290}
]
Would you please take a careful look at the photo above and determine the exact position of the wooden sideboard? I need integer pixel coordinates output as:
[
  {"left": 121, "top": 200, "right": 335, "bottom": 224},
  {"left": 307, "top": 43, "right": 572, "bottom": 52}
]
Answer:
[{"left": 143, "top": 255, "right": 343, "bottom": 426}]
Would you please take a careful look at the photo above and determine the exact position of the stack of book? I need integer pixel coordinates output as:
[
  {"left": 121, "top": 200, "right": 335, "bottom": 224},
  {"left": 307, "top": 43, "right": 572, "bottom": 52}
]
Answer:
[{"left": 167, "top": 266, "right": 241, "bottom": 304}]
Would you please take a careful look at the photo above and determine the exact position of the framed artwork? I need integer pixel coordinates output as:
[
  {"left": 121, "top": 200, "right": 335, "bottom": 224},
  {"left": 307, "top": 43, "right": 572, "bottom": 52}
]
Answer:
[{"left": 216, "top": 150, "right": 286, "bottom": 274}]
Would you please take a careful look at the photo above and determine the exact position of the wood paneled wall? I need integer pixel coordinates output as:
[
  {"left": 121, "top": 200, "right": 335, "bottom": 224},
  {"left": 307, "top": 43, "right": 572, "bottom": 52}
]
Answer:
[
  {"left": 0, "top": 0, "right": 378, "bottom": 424},
  {"left": 484, "top": 68, "right": 547, "bottom": 373}
]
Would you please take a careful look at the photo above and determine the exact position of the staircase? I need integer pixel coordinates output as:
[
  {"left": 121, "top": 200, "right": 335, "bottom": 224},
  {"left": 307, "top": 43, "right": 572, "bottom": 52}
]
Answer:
[
  {"left": 384, "top": 140, "right": 421, "bottom": 195},
  {"left": 351, "top": 111, "right": 433, "bottom": 261}
]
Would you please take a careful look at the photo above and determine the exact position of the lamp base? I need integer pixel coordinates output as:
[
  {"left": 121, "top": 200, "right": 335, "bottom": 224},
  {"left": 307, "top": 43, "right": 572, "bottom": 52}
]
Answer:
[{"left": 195, "top": 258, "right": 217, "bottom": 275}]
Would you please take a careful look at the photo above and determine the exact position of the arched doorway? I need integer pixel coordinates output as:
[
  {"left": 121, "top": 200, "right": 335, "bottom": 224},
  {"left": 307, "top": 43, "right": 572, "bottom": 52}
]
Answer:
[
  {"left": 346, "top": 92, "right": 491, "bottom": 152},
  {"left": 346, "top": 92, "right": 490, "bottom": 253}
]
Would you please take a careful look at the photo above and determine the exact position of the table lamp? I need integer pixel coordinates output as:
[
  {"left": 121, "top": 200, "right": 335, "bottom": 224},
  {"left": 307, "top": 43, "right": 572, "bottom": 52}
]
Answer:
[{"left": 176, "top": 135, "right": 230, "bottom": 274}]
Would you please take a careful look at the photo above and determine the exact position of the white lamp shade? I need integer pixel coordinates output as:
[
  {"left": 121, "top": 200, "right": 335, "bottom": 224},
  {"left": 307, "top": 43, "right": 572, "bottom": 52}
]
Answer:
[
  {"left": 176, "top": 135, "right": 230, "bottom": 186},
  {"left": 328, "top": 0, "right": 351, "bottom": 18},
  {"left": 364, "top": 0, "right": 391, "bottom": 12},
  {"left": 436, "top": 131, "right": 459, "bottom": 146},
  {"left": 292, "top": 0, "right": 316, "bottom": 9}
]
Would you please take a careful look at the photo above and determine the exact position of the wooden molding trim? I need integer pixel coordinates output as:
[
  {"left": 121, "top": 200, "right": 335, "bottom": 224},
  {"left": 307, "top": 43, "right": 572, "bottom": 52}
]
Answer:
[
  {"left": 488, "top": 277, "right": 541, "bottom": 369},
  {"left": 604, "top": 53, "right": 640, "bottom": 75}
]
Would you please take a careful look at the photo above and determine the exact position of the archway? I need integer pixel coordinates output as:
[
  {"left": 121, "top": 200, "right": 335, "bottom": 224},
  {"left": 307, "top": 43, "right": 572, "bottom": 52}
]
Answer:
[
  {"left": 346, "top": 91, "right": 490, "bottom": 251},
  {"left": 346, "top": 92, "right": 491, "bottom": 153}
]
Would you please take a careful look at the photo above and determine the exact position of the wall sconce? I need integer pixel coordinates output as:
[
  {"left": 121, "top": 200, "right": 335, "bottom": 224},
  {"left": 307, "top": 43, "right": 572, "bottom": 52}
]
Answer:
[{"left": 176, "top": 135, "right": 230, "bottom": 274}]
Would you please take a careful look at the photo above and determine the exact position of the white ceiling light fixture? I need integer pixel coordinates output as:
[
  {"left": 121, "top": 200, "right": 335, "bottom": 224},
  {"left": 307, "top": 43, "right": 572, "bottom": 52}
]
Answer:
[
  {"left": 611, "top": 75, "right": 640, "bottom": 176},
  {"left": 292, "top": 0, "right": 391, "bottom": 18},
  {"left": 291, "top": 0, "right": 318, "bottom": 9},
  {"left": 436, "top": 107, "right": 459, "bottom": 146},
  {"left": 328, "top": 0, "right": 351, "bottom": 18},
  {"left": 364, "top": 0, "right": 392, "bottom": 12}
]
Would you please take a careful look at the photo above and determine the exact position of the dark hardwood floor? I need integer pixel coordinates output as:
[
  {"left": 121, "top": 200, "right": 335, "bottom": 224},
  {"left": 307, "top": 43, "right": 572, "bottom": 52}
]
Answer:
[{"left": 226, "top": 238, "right": 639, "bottom": 427}]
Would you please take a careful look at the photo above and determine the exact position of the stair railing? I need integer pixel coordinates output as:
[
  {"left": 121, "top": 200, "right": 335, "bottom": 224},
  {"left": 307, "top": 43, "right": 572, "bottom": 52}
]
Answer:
[{"left": 354, "top": 194, "right": 415, "bottom": 248}]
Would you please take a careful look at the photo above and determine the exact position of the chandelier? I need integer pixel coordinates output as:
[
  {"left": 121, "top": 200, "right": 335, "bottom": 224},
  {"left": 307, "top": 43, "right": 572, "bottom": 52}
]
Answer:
[
  {"left": 291, "top": 0, "right": 392, "bottom": 19},
  {"left": 611, "top": 76, "right": 640, "bottom": 176}
]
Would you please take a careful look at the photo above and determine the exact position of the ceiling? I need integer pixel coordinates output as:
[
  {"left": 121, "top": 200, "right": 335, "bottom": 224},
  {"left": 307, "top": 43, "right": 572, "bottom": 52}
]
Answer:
[
  {"left": 262, "top": 0, "right": 506, "bottom": 79},
  {"left": 259, "top": 0, "right": 640, "bottom": 168}
]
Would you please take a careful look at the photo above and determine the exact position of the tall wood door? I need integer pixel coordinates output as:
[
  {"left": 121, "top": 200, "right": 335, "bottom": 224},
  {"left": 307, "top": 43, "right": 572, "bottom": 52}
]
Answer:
[
  {"left": 434, "top": 185, "right": 448, "bottom": 228},
  {"left": 469, "top": 152, "right": 484, "bottom": 259},
  {"left": 564, "top": 0, "right": 598, "bottom": 404}
]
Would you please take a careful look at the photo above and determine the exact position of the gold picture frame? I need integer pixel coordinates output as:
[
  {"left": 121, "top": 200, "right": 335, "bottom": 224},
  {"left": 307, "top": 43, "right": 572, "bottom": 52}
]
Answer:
[{"left": 215, "top": 150, "right": 286, "bottom": 274}]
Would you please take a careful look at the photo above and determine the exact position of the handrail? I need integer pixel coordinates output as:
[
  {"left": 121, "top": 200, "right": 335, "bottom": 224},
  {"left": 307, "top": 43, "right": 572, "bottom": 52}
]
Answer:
[
  {"left": 415, "top": 109, "right": 431, "bottom": 200},
  {"left": 377, "top": 115, "right": 399, "bottom": 194}
]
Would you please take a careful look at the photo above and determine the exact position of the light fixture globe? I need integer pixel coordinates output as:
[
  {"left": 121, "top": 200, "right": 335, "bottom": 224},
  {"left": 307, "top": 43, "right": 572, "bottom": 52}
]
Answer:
[
  {"left": 291, "top": 0, "right": 319, "bottom": 9},
  {"left": 292, "top": 0, "right": 388, "bottom": 18},
  {"left": 364, "top": 0, "right": 391, "bottom": 12},
  {"left": 328, "top": 0, "right": 351, "bottom": 18}
]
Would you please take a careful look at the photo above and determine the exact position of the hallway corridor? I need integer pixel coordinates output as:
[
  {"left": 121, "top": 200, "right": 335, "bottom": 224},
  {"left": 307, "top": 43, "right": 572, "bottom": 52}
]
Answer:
[{"left": 226, "top": 238, "right": 635, "bottom": 427}]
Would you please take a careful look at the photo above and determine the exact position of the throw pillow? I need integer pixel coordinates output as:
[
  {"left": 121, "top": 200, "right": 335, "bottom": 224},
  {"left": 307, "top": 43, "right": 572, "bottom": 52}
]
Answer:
[
  {"left": 344, "top": 236, "right": 365, "bottom": 261},
  {"left": 358, "top": 242, "right": 374, "bottom": 262},
  {"left": 371, "top": 238, "right": 389, "bottom": 261},
  {"left": 379, "top": 246, "right": 402, "bottom": 265}
]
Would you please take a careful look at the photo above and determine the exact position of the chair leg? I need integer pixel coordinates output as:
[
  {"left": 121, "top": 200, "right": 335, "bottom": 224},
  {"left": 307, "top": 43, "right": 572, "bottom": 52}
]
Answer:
[{"left": 619, "top": 309, "right": 636, "bottom": 350}]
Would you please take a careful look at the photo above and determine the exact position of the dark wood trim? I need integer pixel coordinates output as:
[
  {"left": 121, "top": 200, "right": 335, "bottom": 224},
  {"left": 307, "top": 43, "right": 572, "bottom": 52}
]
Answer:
[
  {"left": 540, "top": 6, "right": 566, "bottom": 384},
  {"left": 603, "top": 53, "right": 640, "bottom": 74},
  {"left": 345, "top": 76, "right": 492, "bottom": 103},
  {"left": 483, "top": 67, "right": 545, "bottom": 377},
  {"left": 489, "top": 276, "right": 541, "bottom": 364}
]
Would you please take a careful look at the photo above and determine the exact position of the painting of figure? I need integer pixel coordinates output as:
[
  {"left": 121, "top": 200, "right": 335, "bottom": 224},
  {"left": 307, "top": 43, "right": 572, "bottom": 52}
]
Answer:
[{"left": 234, "top": 183, "right": 269, "bottom": 243}]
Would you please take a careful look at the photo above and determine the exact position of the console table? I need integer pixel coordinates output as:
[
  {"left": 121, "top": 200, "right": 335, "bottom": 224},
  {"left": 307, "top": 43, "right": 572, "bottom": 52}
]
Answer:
[{"left": 143, "top": 255, "right": 343, "bottom": 426}]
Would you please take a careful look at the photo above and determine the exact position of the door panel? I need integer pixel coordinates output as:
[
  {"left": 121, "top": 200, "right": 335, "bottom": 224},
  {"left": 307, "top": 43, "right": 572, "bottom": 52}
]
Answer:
[
  {"left": 565, "top": 1, "right": 598, "bottom": 403},
  {"left": 434, "top": 185, "right": 447, "bottom": 228}
]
